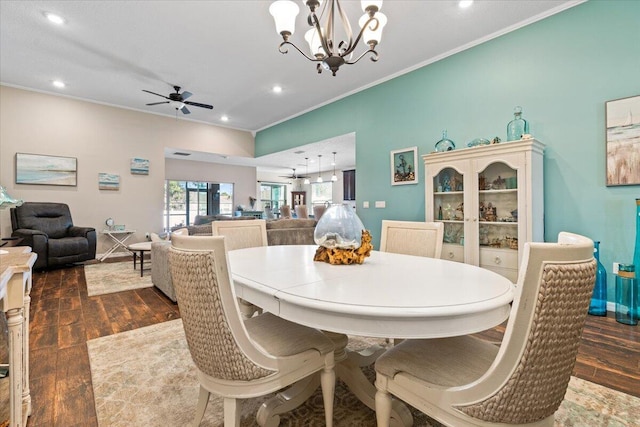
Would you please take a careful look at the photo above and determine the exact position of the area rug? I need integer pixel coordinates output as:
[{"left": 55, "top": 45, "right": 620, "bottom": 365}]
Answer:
[
  {"left": 87, "top": 319, "right": 639, "bottom": 427},
  {"left": 84, "top": 262, "right": 152, "bottom": 297}
]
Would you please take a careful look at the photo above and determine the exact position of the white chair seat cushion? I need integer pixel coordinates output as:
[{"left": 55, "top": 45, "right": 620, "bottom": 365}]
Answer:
[
  {"left": 375, "top": 336, "right": 498, "bottom": 387},
  {"left": 246, "top": 312, "right": 335, "bottom": 357}
]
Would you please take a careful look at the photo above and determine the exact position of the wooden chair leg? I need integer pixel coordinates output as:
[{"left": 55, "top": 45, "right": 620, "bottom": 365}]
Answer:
[
  {"left": 224, "top": 397, "right": 242, "bottom": 427},
  {"left": 192, "top": 386, "right": 209, "bottom": 427}
]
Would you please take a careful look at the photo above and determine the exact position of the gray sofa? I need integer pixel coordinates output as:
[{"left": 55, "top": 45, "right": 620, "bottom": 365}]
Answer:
[
  {"left": 170, "top": 215, "right": 255, "bottom": 236},
  {"left": 152, "top": 218, "right": 317, "bottom": 302},
  {"left": 266, "top": 218, "right": 317, "bottom": 246}
]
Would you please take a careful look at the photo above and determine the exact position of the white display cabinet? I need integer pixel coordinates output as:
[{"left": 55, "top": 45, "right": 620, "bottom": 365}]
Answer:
[{"left": 423, "top": 139, "right": 544, "bottom": 282}]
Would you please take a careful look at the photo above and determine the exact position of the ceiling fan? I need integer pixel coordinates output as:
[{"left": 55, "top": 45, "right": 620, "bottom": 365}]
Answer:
[
  {"left": 142, "top": 85, "right": 213, "bottom": 115},
  {"left": 279, "top": 168, "right": 309, "bottom": 179}
]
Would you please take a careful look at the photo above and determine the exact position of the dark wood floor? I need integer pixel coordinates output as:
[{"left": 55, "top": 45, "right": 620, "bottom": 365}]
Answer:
[{"left": 2, "top": 261, "right": 639, "bottom": 426}]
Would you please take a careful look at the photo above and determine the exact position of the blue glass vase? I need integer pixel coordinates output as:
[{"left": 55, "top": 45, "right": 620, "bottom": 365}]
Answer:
[
  {"left": 633, "top": 198, "right": 640, "bottom": 318},
  {"left": 615, "top": 264, "right": 638, "bottom": 325},
  {"left": 435, "top": 130, "right": 455, "bottom": 152},
  {"left": 506, "top": 106, "right": 529, "bottom": 141},
  {"left": 588, "top": 241, "right": 607, "bottom": 316}
]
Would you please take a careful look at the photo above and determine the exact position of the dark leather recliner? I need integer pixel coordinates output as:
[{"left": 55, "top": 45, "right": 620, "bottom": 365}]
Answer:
[{"left": 10, "top": 202, "right": 97, "bottom": 269}]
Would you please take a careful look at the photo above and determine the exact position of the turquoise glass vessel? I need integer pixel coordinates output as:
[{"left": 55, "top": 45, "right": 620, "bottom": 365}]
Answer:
[
  {"left": 634, "top": 199, "right": 640, "bottom": 297},
  {"left": 506, "top": 106, "right": 529, "bottom": 141},
  {"left": 588, "top": 241, "right": 607, "bottom": 316},
  {"left": 615, "top": 264, "right": 637, "bottom": 325},
  {"left": 435, "top": 130, "right": 455, "bottom": 152},
  {"left": 633, "top": 198, "right": 640, "bottom": 319}
]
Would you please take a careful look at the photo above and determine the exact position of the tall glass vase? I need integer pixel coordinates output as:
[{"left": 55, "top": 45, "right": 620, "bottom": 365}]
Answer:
[
  {"left": 634, "top": 199, "right": 640, "bottom": 285},
  {"left": 588, "top": 241, "right": 607, "bottom": 316},
  {"left": 633, "top": 198, "right": 640, "bottom": 318}
]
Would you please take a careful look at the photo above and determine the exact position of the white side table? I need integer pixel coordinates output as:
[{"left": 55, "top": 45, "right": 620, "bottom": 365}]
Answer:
[{"left": 100, "top": 229, "right": 136, "bottom": 261}]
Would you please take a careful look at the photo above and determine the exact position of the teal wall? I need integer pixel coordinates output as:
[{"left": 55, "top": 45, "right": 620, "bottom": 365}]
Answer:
[{"left": 256, "top": 1, "right": 640, "bottom": 302}]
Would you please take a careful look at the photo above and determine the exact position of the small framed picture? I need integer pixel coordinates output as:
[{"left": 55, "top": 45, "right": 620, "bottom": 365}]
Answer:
[
  {"left": 390, "top": 146, "right": 418, "bottom": 186},
  {"left": 130, "top": 158, "right": 150, "bottom": 175},
  {"left": 606, "top": 94, "right": 640, "bottom": 186},
  {"left": 98, "top": 173, "right": 120, "bottom": 191}
]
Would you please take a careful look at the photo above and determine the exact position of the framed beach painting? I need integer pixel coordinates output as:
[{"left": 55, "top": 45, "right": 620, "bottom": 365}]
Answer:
[
  {"left": 15, "top": 153, "right": 77, "bottom": 186},
  {"left": 606, "top": 95, "right": 640, "bottom": 186},
  {"left": 98, "top": 173, "right": 120, "bottom": 190},
  {"left": 390, "top": 146, "right": 418, "bottom": 186},
  {"left": 130, "top": 158, "right": 149, "bottom": 175}
]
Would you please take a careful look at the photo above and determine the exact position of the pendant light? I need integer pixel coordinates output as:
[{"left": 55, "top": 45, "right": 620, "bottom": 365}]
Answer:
[
  {"left": 331, "top": 151, "right": 338, "bottom": 182},
  {"left": 316, "top": 154, "right": 323, "bottom": 183},
  {"left": 304, "top": 157, "right": 311, "bottom": 184}
]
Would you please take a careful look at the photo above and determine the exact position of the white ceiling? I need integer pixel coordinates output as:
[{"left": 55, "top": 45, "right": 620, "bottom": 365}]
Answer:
[{"left": 0, "top": 0, "right": 579, "bottom": 174}]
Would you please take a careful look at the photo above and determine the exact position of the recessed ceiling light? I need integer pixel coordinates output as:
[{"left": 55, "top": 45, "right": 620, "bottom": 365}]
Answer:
[
  {"left": 45, "top": 12, "right": 65, "bottom": 25},
  {"left": 221, "top": 115, "right": 229, "bottom": 122},
  {"left": 459, "top": 1, "right": 473, "bottom": 9},
  {"left": 52, "top": 80, "right": 66, "bottom": 88},
  {"left": 272, "top": 85, "right": 283, "bottom": 94}
]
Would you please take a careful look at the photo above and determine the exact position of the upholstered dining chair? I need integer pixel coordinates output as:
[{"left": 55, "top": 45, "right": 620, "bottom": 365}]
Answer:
[
  {"left": 379, "top": 220, "right": 444, "bottom": 259},
  {"left": 374, "top": 232, "right": 596, "bottom": 427},
  {"left": 280, "top": 205, "right": 292, "bottom": 219},
  {"left": 295, "top": 204, "right": 309, "bottom": 219},
  {"left": 212, "top": 219, "right": 268, "bottom": 318},
  {"left": 212, "top": 219, "right": 268, "bottom": 250},
  {"left": 312, "top": 204, "right": 327, "bottom": 221},
  {"left": 169, "top": 234, "right": 337, "bottom": 427}
]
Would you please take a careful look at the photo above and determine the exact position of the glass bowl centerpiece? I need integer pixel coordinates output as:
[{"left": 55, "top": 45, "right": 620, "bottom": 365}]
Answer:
[{"left": 313, "top": 204, "right": 372, "bottom": 264}]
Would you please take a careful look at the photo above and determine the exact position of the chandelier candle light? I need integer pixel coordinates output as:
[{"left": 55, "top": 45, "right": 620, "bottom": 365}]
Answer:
[{"left": 269, "top": 0, "right": 387, "bottom": 76}]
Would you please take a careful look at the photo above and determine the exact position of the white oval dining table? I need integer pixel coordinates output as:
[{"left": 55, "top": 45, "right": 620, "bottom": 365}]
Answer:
[{"left": 228, "top": 245, "right": 514, "bottom": 426}]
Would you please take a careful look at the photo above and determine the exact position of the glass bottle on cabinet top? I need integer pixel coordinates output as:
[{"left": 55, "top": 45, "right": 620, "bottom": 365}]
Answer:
[
  {"left": 507, "top": 106, "right": 529, "bottom": 141},
  {"left": 435, "top": 130, "right": 456, "bottom": 152}
]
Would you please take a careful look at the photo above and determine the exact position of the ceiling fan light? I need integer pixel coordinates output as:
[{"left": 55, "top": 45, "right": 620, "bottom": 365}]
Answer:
[
  {"left": 359, "top": 12, "right": 387, "bottom": 46},
  {"left": 270, "top": 1, "right": 300, "bottom": 36},
  {"left": 170, "top": 100, "right": 185, "bottom": 110}
]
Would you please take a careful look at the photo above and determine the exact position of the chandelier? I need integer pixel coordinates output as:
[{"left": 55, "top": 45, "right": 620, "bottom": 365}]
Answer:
[{"left": 269, "top": 0, "right": 387, "bottom": 76}]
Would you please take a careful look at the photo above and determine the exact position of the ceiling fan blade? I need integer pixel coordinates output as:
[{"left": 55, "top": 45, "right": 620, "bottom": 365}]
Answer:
[
  {"left": 184, "top": 101, "right": 213, "bottom": 109},
  {"left": 142, "top": 89, "right": 169, "bottom": 99},
  {"left": 181, "top": 91, "right": 193, "bottom": 100},
  {"left": 146, "top": 101, "right": 169, "bottom": 106},
  {"left": 181, "top": 106, "right": 191, "bottom": 115}
]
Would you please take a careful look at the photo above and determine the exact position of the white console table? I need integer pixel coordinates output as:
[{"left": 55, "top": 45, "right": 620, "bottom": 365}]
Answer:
[
  {"left": 100, "top": 229, "right": 136, "bottom": 261},
  {"left": 1, "top": 246, "right": 37, "bottom": 427}
]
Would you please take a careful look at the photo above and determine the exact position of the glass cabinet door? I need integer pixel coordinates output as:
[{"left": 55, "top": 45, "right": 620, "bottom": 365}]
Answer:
[
  {"left": 476, "top": 161, "right": 519, "bottom": 281},
  {"left": 432, "top": 166, "right": 465, "bottom": 262}
]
